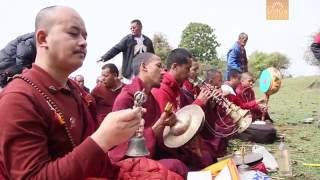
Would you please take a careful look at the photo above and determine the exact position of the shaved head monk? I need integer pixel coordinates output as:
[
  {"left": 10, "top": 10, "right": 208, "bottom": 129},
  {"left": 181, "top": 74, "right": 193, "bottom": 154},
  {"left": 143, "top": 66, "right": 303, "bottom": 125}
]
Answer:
[
  {"left": 236, "top": 72, "right": 271, "bottom": 121},
  {"left": 151, "top": 48, "right": 214, "bottom": 171},
  {"left": 0, "top": 6, "right": 144, "bottom": 179},
  {"left": 111, "top": 52, "right": 188, "bottom": 177}
]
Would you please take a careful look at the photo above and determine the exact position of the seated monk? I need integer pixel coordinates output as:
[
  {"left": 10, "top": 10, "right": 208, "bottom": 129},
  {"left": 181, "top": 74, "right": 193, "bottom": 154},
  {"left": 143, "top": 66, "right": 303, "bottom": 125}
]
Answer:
[
  {"left": 74, "top": 74, "right": 90, "bottom": 93},
  {"left": 181, "top": 57, "right": 201, "bottom": 101},
  {"left": 236, "top": 72, "right": 271, "bottom": 122},
  {"left": 96, "top": 75, "right": 106, "bottom": 86},
  {"left": 221, "top": 69, "right": 241, "bottom": 96},
  {"left": 0, "top": 6, "right": 182, "bottom": 180},
  {"left": 201, "top": 69, "right": 237, "bottom": 159},
  {"left": 152, "top": 48, "right": 214, "bottom": 170},
  {"left": 91, "top": 63, "right": 124, "bottom": 124},
  {"left": 222, "top": 70, "right": 267, "bottom": 112},
  {"left": 111, "top": 52, "right": 188, "bottom": 177}
]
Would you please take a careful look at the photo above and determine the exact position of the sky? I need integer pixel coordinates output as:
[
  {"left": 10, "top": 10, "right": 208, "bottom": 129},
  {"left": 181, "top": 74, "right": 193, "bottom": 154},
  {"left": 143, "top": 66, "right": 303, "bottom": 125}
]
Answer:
[{"left": 0, "top": 0, "right": 319, "bottom": 89}]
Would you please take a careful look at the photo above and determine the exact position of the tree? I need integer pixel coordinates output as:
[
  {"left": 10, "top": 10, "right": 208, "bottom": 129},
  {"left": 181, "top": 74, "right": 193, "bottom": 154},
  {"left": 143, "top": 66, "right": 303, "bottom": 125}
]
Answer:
[
  {"left": 249, "top": 51, "right": 290, "bottom": 79},
  {"left": 152, "top": 33, "right": 172, "bottom": 62},
  {"left": 179, "top": 22, "right": 220, "bottom": 64}
]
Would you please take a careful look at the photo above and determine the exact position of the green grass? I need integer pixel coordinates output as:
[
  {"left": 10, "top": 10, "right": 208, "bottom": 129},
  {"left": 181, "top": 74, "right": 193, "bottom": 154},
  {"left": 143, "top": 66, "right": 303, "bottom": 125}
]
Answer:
[{"left": 230, "top": 75, "right": 320, "bottom": 179}]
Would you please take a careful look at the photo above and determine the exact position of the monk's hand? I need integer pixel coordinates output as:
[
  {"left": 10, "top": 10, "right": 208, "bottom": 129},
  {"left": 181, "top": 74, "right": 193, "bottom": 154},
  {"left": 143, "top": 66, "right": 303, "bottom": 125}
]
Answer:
[
  {"left": 197, "top": 88, "right": 213, "bottom": 104},
  {"left": 256, "top": 97, "right": 267, "bottom": 104},
  {"left": 160, "top": 111, "right": 177, "bottom": 127},
  {"left": 91, "top": 107, "right": 145, "bottom": 153},
  {"left": 152, "top": 112, "right": 177, "bottom": 137},
  {"left": 258, "top": 104, "right": 268, "bottom": 111}
]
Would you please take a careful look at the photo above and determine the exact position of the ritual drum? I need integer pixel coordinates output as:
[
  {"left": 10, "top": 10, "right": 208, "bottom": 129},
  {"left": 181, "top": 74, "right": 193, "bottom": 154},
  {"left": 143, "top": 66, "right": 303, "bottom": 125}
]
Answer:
[{"left": 259, "top": 67, "right": 282, "bottom": 96}]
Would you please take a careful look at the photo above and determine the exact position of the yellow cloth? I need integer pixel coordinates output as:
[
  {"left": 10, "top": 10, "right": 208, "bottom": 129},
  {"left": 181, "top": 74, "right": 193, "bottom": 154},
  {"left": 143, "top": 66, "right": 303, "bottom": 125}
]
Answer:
[{"left": 203, "top": 158, "right": 239, "bottom": 180}]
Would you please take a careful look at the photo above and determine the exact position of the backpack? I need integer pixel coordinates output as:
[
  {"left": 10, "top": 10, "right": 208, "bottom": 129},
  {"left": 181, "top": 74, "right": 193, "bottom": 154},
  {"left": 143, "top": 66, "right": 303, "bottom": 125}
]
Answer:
[{"left": 237, "top": 123, "right": 277, "bottom": 144}]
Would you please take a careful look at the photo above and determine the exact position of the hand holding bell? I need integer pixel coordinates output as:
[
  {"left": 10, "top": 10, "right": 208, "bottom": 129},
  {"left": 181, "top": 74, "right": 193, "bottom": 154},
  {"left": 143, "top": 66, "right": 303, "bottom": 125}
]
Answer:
[{"left": 126, "top": 89, "right": 150, "bottom": 157}]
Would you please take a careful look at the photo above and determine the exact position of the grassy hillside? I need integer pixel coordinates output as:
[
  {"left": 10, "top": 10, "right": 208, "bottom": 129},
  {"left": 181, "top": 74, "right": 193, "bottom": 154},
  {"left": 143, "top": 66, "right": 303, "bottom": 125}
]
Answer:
[{"left": 232, "top": 75, "right": 320, "bottom": 179}]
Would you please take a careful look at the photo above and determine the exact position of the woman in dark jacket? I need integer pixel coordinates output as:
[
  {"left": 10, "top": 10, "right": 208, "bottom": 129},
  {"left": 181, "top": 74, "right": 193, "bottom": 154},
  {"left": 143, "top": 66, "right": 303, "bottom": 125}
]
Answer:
[{"left": 0, "top": 32, "right": 36, "bottom": 87}]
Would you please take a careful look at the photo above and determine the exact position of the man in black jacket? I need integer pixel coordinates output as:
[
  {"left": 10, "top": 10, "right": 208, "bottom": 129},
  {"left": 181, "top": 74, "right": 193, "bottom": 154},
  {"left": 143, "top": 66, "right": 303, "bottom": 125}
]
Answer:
[
  {"left": 98, "top": 20, "right": 154, "bottom": 82},
  {"left": 0, "top": 32, "right": 36, "bottom": 87}
]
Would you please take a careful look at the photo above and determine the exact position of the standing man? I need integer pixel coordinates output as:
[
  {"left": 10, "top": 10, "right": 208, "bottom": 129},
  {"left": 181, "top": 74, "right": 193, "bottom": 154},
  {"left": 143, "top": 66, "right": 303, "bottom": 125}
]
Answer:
[
  {"left": 98, "top": 19, "right": 154, "bottom": 83},
  {"left": 91, "top": 63, "right": 124, "bottom": 123},
  {"left": 227, "top": 32, "right": 248, "bottom": 79},
  {"left": 74, "top": 74, "right": 90, "bottom": 92},
  {"left": 0, "top": 6, "right": 144, "bottom": 179}
]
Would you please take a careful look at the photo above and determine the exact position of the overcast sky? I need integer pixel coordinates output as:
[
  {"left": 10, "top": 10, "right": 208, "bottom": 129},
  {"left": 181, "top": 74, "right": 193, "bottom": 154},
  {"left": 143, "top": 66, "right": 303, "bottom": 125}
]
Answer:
[{"left": 1, "top": 0, "right": 319, "bottom": 88}]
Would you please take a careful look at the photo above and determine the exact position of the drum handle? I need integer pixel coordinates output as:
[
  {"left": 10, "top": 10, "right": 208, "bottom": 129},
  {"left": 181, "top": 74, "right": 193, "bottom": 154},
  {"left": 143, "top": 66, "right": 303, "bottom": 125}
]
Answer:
[{"left": 261, "top": 94, "right": 269, "bottom": 121}]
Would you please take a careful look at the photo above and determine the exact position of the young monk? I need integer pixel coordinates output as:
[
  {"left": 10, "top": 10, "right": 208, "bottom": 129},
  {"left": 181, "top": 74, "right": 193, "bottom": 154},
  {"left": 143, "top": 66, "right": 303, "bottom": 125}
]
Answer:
[
  {"left": 222, "top": 70, "right": 266, "bottom": 111},
  {"left": 152, "top": 48, "right": 213, "bottom": 170},
  {"left": 111, "top": 52, "right": 188, "bottom": 176},
  {"left": 201, "top": 69, "right": 236, "bottom": 158},
  {"left": 236, "top": 72, "right": 270, "bottom": 122},
  {"left": 181, "top": 57, "right": 201, "bottom": 102}
]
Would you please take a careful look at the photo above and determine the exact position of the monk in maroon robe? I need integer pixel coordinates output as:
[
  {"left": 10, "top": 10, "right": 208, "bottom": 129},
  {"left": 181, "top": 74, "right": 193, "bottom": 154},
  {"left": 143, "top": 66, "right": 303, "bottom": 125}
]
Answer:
[
  {"left": 236, "top": 72, "right": 270, "bottom": 121},
  {"left": 201, "top": 69, "right": 236, "bottom": 159},
  {"left": 91, "top": 63, "right": 124, "bottom": 123},
  {"left": 221, "top": 70, "right": 262, "bottom": 110},
  {"left": 0, "top": 6, "right": 153, "bottom": 180},
  {"left": 111, "top": 52, "right": 188, "bottom": 177},
  {"left": 181, "top": 59, "right": 201, "bottom": 102},
  {"left": 152, "top": 49, "right": 214, "bottom": 170}
]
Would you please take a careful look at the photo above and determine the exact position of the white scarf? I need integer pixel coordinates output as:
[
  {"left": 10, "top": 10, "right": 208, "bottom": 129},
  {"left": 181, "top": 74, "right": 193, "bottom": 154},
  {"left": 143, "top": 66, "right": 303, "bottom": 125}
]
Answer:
[{"left": 134, "top": 35, "right": 146, "bottom": 55}]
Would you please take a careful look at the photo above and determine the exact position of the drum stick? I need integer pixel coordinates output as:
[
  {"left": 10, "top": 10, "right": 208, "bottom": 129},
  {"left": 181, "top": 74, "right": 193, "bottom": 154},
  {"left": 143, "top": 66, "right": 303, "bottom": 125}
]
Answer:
[{"left": 261, "top": 94, "right": 269, "bottom": 121}]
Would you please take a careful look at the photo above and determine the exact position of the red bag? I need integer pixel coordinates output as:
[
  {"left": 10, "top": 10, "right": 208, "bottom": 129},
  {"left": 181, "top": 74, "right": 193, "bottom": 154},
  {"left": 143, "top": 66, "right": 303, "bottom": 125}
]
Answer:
[{"left": 250, "top": 162, "right": 268, "bottom": 174}]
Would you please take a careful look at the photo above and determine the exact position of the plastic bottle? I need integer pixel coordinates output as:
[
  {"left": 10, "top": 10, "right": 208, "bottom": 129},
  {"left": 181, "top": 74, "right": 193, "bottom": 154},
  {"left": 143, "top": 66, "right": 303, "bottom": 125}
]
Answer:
[{"left": 277, "top": 135, "right": 292, "bottom": 176}]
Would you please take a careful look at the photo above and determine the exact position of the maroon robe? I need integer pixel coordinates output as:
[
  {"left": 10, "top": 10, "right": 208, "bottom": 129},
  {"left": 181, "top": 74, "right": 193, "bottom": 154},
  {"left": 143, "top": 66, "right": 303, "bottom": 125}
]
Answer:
[
  {"left": 202, "top": 102, "right": 235, "bottom": 159},
  {"left": 181, "top": 79, "right": 234, "bottom": 162},
  {"left": 152, "top": 73, "right": 213, "bottom": 170},
  {"left": 91, "top": 83, "right": 123, "bottom": 124},
  {"left": 152, "top": 73, "right": 204, "bottom": 112},
  {"left": 182, "top": 80, "right": 200, "bottom": 98},
  {"left": 235, "top": 84, "right": 271, "bottom": 121},
  {"left": 112, "top": 77, "right": 188, "bottom": 177},
  {"left": 0, "top": 65, "right": 118, "bottom": 180},
  {"left": 222, "top": 83, "right": 259, "bottom": 110},
  {"left": 110, "top": 77, "right": 160, "bottom": 162}
]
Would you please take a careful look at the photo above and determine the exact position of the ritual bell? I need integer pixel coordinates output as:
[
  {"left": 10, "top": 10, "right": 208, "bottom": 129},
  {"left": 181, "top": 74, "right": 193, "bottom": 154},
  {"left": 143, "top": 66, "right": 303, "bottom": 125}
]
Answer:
[
  {"left": 126, "top": 136, "right": 150, "bottom": 157},
  {"left": 125, "top": 90, "right": 150, "bottom": 157}
]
